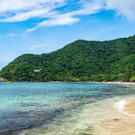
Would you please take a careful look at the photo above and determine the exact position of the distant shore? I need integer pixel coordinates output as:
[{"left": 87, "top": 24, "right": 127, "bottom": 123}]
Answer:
[
  {"left": 38, "top": 81, "right": 135, "bottom": 87},
  {"left": 102, "top": 81, "right": 135, "bottom": 86},
  {"left": 1, "top": 80, "right": 135, "bottom": 86}
]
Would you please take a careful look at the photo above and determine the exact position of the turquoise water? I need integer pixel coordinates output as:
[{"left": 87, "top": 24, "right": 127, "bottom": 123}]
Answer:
[{"left": 0, "top": 82, "right": 134, "bottom": 134}]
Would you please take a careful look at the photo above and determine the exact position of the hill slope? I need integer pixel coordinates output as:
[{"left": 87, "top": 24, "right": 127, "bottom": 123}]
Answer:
[{"left": 1, "top": 35, "right": 135, "bottom": 82}]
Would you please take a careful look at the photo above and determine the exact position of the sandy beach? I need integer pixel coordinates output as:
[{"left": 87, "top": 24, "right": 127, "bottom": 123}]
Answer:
[
  {"left": 116, "top": 99, "right": 135, "bottom": 116},
  {"left": 111, "top": 82, "right": 135, "bottom": 117},
  {"left": 103, "top": 81, "right": 135, "bottom": 86},
  {"left": 124, "top": 100, "right": 135, "bottom": 115}
]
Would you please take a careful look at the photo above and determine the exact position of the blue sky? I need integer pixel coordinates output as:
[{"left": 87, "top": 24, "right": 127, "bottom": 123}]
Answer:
[{"left": 0, "top": 0, "right": 135, "bottom": 70}]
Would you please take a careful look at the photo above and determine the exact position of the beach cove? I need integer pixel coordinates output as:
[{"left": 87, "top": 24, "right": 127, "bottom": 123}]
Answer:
[{"left": 0, "top": 82, "right": 135, "bottom": 135}]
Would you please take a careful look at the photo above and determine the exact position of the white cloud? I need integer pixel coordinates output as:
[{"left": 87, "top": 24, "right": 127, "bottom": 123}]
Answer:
[
  {"left": 0, "top": 0, "right": 65, "bottom": 12},
  {"left": 0, "top": 0, "right": 135, "bottom": 33},
  {"left": 0, "top": 0, "right": 105, "bottom": 33},
  {"left": 29, "top": 44, "right": 48, "bottom": 50},
  {"left": 7, "top": 33, "right": 16, "bottom": 37},
  {"left": 1, "top": 9, "right": 50, "bottom": 22},
  {"left": 0, "top": 33, "right": 16, "bottom": 39},
  {"left": 0, "top": 0, "right": 66, "bottom": 21},
  {"left": 25, "top": 0, "right": 105, "bottom": 33},
  {"left": 106, "top": 0, "right": 135, "bottom": 21},
  {"left": 25, "top": 14, "right": 80, "bottom": 33}
]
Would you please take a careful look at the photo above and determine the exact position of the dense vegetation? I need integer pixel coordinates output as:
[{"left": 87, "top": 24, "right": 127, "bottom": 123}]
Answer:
[{"left": 1, "top": 35, "right": 135, "bottom": 82}]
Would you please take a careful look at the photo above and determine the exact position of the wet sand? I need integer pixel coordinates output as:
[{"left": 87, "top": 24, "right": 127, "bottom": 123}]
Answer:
[
  {"left": 116, "top": 99, "right": 135, "bottom": 116},
  {"left": 124, "top": 100, "right": 135, "bottom": 115}
]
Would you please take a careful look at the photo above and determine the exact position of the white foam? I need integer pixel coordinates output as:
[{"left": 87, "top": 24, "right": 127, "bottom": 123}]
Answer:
[{"left": 115, "top": 99, "right": 135, "bottom": 117}]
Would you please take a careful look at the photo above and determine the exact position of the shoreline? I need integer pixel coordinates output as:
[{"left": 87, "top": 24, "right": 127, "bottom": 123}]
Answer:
[
  {"left": 1, "top": 81, "right": 135, "bottom": 134},
  {"left": 102, "top": 81, "right": 135, "bottom": 86},
  {"left": 116, "top": 99, "right": 135, "bottom": 117},
  {"left": 105, "top": 81, "right": 135, "bottom": 117},
  {"left": 1, "top": 80, "right": 135, "bottom": 85}
]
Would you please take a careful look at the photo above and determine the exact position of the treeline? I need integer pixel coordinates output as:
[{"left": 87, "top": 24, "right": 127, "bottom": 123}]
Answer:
[{"left": 1, "top": 35, "right": 135, "bottom": 82}]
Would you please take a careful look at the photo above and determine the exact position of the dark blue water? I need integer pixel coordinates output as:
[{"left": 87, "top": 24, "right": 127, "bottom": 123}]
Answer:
[{"left": 0, "top": 82, "right": 134, "bottom": 134}]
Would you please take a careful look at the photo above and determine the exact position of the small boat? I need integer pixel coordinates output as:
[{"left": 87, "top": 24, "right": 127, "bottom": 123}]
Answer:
[{"left": 6, "top": 81, "right": 13, "bottom": 83}]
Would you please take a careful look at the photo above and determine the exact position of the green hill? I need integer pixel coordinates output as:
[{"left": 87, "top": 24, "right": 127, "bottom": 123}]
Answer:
[{"left": 1, "top": 35, "right": 135, "bottom": 82}]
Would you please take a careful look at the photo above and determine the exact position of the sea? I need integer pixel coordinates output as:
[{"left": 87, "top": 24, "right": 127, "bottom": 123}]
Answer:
[{"left": 0, "top": 82, "right": 135, "bottom": 135}]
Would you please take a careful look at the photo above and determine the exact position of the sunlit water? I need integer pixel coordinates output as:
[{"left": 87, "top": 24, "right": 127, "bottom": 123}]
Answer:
[{"left": 0, "top": 82, "right": 135, "bottom": 135}]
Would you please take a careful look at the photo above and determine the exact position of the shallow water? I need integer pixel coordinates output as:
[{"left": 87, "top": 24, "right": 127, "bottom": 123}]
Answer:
[{"left": 0, "top": 82, "right": 135, "bottom": 135}]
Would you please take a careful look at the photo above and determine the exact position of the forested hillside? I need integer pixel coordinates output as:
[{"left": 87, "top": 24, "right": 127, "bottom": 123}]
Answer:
[{"left": 1, "top": 35, "right": 135, "bottom": 82}]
